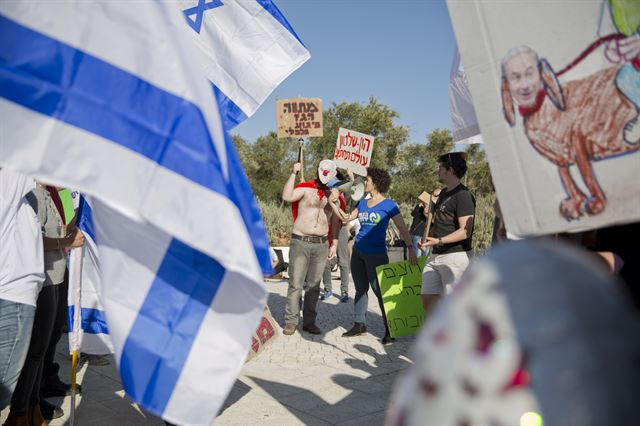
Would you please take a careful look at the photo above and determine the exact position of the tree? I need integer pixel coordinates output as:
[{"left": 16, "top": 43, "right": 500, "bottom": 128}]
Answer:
[
  {"left": 463, "top": 143, "right": 493, "bottom": 195},
  {"left": 233, "top": 132, "right": 298, "bottom": 202},
  {"left": 304, "top": 97, "right": 410, "bottom": 175},
  {"left": 390, "top": 129, "right": 454, "bottom": 204}
]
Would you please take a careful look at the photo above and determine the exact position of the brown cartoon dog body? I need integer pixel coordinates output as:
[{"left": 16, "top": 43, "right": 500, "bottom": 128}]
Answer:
[{"left": 502, "top": 47, "right": 639, "bottom": 220}]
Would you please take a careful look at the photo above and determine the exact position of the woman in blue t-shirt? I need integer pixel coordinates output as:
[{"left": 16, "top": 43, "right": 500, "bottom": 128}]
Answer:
[{"left": 328, "top": 168, "right": 417, "bottom": 344}]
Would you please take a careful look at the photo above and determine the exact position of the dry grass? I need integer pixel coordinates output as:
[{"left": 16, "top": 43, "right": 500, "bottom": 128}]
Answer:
[{"left": 260, "top": 192, "right": 496, "bottom": 253}]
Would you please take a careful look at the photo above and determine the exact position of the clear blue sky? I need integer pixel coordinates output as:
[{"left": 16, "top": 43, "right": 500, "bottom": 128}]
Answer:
[{"left": 233, "top": 0, "right": 457, "bottom": 145}]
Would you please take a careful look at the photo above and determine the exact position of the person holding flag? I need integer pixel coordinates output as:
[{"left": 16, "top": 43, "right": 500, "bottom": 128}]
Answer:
[{"left": 5, "top": 183, "right": 84, "bottom": 425}]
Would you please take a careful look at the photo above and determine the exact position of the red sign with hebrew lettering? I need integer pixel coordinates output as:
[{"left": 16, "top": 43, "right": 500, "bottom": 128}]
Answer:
[
  {"left": 245, "top": 306, "right": 279, "bottom": 362},
  {"left": 334, "top": 128, "right": 375, "bottom": 176}
]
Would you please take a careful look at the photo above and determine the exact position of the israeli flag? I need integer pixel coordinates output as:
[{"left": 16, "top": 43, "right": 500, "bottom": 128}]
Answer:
[
  {"left": 180, "top": 0, "right": 310, "bottom": 129},
  {"left": 0, "top": 2, "right": 271, "bottom": 424},
  {"left": 67, "top": 197, "right": 114, "bottom": 355}
]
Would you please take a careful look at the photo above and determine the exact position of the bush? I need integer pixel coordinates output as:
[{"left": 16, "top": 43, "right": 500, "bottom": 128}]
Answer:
[
  {"left": 261, "top": 192, "right": 496, "bottom": 254},
  {"left": 259, "top": 199, "right": 292, "bottom": 246}
]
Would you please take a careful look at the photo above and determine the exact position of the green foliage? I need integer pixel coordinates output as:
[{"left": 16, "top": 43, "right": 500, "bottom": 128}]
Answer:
[
  {"left": 305, "top": 97, "right": 409, "bottom": 174},
  {"left": 471, "top": 193, "right": 496, "bottom": 253},
  {"left": 258, "top": 198, "right": 293, "bottom": 246},
  {"left": 234, "top": 132, "right": 299, "bottom": 202},
  {"left": 261, "top": 195, "right": 495, "bottom": 254},
  {"left": 464, "top": 143, "right": 494, "bottom": 195},
  {"left": 231, "top": 99, "right": 497, "bottom": 253},
  {"left": 390, "top": 128, "right": 454, "bottom": 204}
]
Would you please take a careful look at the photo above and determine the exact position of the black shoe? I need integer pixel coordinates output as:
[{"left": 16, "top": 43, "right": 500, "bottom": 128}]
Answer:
[
  {"left": 40, "top": 398, "right": 64, "bottom": 420},
  {"left": 80, "top": 352, "right": 111, "bottom": 366},
  {"left": 302, "top": 323, "right": 322, "bottom": 334},
  {"left": 382, "top": 333, "right": 396, "bottom": 345},
  {"left": 41, "top": 378, "right": 81, "bottom": 397},
  {"left": 339, "top": 293, "right": 349, "bottom": 303},
  {"left": 342, "top": 323, "right": 366, "bottom": 337}
]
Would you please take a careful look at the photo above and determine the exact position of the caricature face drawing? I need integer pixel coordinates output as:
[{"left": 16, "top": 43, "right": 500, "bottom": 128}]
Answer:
[
  {"left": 500, "top": 43, "right": 639, "bottom": 221},
  {"left": 503, "top": 52, "right": 542, "bottom": 108}
]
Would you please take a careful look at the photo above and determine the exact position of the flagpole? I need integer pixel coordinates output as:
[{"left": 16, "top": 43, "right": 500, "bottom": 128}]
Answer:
[
  {"left": 69, "top": 246, "right": 84, "bottom": 426},
  {"left": 297, "top": 138, "right": 305, "bottom": 181}
]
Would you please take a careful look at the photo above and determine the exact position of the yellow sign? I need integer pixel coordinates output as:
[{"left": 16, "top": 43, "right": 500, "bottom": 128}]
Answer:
[
  {"left": 377, "top": 257, "right": 427, "bottom": 338},
  {"left": 276, "top": 97, "right": 323, "bottom": 138}
]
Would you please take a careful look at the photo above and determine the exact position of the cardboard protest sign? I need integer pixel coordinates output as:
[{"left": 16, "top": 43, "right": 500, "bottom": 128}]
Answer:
[
  {"left": 276, "top": 98, "right": 323, "bottom": 138},
  {"left": 378, "top": 257, "right": 427, "bottom": 338},
  {"left": 333, "top": 128, "right": 375, "bottom": 176},
  {"left": 245, "top": 306, "right": 279, "bottom": 362},
  {"left": 447, "top": 1, "right": 640, "bottom": 236}
]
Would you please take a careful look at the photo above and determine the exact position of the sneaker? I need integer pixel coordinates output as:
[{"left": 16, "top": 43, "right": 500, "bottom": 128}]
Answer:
[
  {"left": 302, "top": 323, "right": 322, "bottom": 335},
  {"left": 342, "top": 322, "right": 366, "bottom": 337},
  {"left": 283, "top": 323, "right": 297, "bottom": 335},
  {"left": 340, "top": 293, "right": 349, "bottom": 303},
  {"left": 40, "top": 399, "right": 64, "bottom": 420},
  {"left": 320, "top": 290, "right": 333, "bottom": 301}
]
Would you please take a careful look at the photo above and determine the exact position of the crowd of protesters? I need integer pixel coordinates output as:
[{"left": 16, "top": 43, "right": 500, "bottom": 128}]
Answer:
[
  {"left": 3, "top": 146, "right": 638, "bottom": 426},
  {"left": 277, "top": 150, "right": 639, "bottom": 346}
]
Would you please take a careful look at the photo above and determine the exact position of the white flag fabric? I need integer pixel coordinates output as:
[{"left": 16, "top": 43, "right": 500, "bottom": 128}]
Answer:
[
  {"left": 449, "top": 46, "right": 484, "bottom": 145},
  {"left": 180, "top": 0, "right": 310, "bottom": 129},
  {"left": 0, "top": 2, "right": 269, "bottom": 424},
  {"left": 67, "top": 198, "right": 114, "bottom": 355}
]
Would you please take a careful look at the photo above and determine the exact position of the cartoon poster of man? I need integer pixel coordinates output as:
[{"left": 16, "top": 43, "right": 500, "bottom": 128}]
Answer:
[{"left": 447, "top": 1, "right": 640, "bottom": 236}]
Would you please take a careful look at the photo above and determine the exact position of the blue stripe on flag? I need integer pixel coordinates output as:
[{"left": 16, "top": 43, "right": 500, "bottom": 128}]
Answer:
[
  {"left": 256, "top": 0, "right": 305, "bottom": 46},
  {"left": 0, "top": 14, "right": 226, "bottom": 195},
  {"left": 212, "top": 83, "right": 248, "bottom": 130},
  {"left": 0, "top": 14, "right": 271, "bottom": 272},
  {"left": 119, "top": 238, "right": 225, "bottom": 414},
  {"left": 77, "top": 196, "right": 96, "bottom": 242},
  {"left": 68, "top": 306, "right": 110, "bottom": 335}
]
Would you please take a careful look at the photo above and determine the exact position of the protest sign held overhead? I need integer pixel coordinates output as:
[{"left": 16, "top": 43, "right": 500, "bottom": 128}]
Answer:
[
  {"left": 333, "top": 128, "right": 375, "bottom": 176},
  {"left": 447, "top": 1, "right": 640, "bottom": 236},
  {"left": 276, "top": 97, "right": 324, "bottom": 138}
]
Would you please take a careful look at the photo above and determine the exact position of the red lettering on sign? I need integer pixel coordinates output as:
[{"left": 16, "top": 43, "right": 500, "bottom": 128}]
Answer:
[{"left": 256, "top": 317, "right": 275, "bottom": 345}]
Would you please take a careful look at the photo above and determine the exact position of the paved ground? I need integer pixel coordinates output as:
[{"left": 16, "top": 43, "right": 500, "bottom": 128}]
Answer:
[{"left": 1, "top": 273, "right": 416, "bottom": 425}]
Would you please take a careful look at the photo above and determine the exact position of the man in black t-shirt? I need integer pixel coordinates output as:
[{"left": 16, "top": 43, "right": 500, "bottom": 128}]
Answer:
[{"left": 419, "top": 152, "right": 475, "bottom": 315}]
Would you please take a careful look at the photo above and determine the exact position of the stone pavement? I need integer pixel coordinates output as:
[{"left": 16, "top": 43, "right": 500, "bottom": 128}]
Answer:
[{"left": 1, "top": 273, "right": 417, "bottom": 425}]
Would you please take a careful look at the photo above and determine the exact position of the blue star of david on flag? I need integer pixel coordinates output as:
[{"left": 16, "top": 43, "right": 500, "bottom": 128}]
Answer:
[{"left": 183, "top": 0, "right": 223, "bottom": 33}]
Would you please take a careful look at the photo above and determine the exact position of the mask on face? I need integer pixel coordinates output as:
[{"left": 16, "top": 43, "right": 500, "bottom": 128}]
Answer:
[{"left": 317, "top": 159, "right": 337, "bottom": 185}]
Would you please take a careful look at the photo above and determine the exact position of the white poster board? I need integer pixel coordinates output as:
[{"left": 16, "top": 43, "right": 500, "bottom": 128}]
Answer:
[
  {"left": 333, "top": 128, "right": 375, "bottom": 176},
  {"left": 447, "top": 1, "right": 640, "bottom": 236}
]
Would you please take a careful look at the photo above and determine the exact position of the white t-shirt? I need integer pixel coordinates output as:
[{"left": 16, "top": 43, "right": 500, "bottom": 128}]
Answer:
[{"left": 0, "top": 168, "right": 45, "bottom": 306}]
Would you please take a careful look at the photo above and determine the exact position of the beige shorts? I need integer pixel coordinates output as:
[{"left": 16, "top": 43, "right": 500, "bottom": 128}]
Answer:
[{"left": 421, "top": 251, "right": 471, "bottom": 295}]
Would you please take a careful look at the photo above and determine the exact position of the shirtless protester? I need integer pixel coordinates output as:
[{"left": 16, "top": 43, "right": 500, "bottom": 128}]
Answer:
[{"left": 281, "top": 160, "right": 341, "bottom": 335}]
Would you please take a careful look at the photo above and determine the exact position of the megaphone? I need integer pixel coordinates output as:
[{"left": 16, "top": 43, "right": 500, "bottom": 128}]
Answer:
[{"left": 330, "top": 178, "right": 366, "bottom": 202}]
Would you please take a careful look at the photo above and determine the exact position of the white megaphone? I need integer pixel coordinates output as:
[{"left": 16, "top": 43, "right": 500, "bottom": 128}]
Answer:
[{"left": 330, "top": 178, "right": 366, "bottom": 202}]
